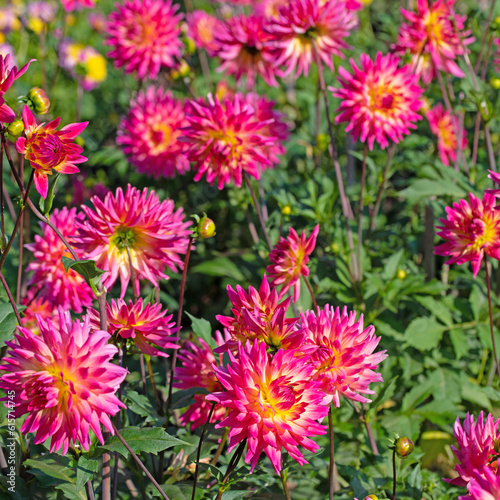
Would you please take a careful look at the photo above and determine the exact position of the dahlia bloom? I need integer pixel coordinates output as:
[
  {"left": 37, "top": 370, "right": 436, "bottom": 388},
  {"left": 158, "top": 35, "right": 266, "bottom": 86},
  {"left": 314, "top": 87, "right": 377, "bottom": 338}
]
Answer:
[
  {"left": 266, "top": 0, "right": 356, "bottom": 78},
  {"left": 0, "top": 54, "right": 33, "bottom": 123},
  {"left": 301, "top": 305, "right": 387, "bottom": 407},
  {"left": 88, "top": 298, "right": 179, "bottom": 358},
  {"left": 426, "top": 103, "right": 467, "bottom": 166},
  {"left": 267, "top": 224, "right": 319, "bottom": 302},
  {"left": 207, "top": 340, "right": 329, "bottom": 474},
  {"left": 460, "top": 467, "right": 500, "bottom": 500},
  {"left": 25, "top": 207, "right": 94, "bottom": 313},
  {"left": 74, "top": 185, "right": 192, "bottom": 297},
  {"left": 445, "top": 412, "right": 500, "bottom": 487},
  {"left": 0, "top": 311, "right": 127, "bottom": 455},
  {"left": 216, "top": 275, "right": 304, "bottom": 352},
  {"left": 435, "top": 193, "right": 500, "bottom": 278},
  {"left": 21, "top": 297, "right": 58, "bottom": 335},
  {"left": 394, "top": 0, "right": 474, "bottom": 84},
  {"left": 331, "top": 52, "right": 423, "bottom": 150},
  {"left": 117, "top": 87, "right": 189, "bottom": 179},
  {"left": 16, "top": 105, "right": 88, "bottom": 198},
  {"left": 215, "top": 15, "right": 278, "bottom": 88},
  {"left": 60, "top": 0, "right": 96, "bottom": 12},
  {"left": 106, "top": 0, "right": 183, "bottom": 80},
  {"left": 183, "top": 93, "right": 272, "bottom": 189},
  {"left": 174, "top": 331, "right": 230, "bottom": 429},
  {"left": 186, "top": 10, "right": 223, "bottom": 55}
]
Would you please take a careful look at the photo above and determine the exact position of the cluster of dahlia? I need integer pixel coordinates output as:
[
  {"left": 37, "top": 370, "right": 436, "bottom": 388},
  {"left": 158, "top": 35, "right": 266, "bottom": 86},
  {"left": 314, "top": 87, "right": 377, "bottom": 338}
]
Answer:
[{"left": 174, "top": 226, "right": 387, "bottom": 473}]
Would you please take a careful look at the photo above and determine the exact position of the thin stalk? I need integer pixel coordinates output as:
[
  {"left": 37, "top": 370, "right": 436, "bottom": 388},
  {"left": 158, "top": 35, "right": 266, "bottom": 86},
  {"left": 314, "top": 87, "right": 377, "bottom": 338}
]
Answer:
[
  {"left": 484, "top": 256, "right": 500, "bottom": 381},
  {"left": 474, "top": 0, "right": 498, "bottom": 73},
  {"left": 357, "top": 144, "right": 368, "bottom": 278},
  {"left": 146, "top": 356, "right": 163, "bottom": 412},
  {"left": 0, "top": 271, "right": 22, "bottom": 324},
  {"left": 211, "top": 428, "right": 229, "bottom": 466},
  {"left": 304, "top": 276, "right": 317, "bottom": 310},
  {"left": 199, "top": 50, "right": 213, "bottom": 91},
  {"left": 16, "top": 153, "right": 24, "bottom": 304},
  {"left": 215, "top": 440, "right": 247, "bottom": 500},
  {"left": 472, "top": 113, "right": 481, "bottom": 167},
  {"left": 191, "top": 404, "right": 216, "bottom": 500},
  {"left": 85, "top": 480, "right": 96, "bottom": 500},
  {"left": 1, "top": 133, "right": 5, "bottom": 251},
  {"left": 111, "top": 423, "right": 170, "bottom": 500},
  {"left": 244, "top": 174, "right": 272, "bottom": 250},
  {"left": 126, "top": 246, "right": 138, "bottom": 301},
  {"left": 2, "top": 183, "right": 15, "bottom": 222},
  {"left": 328, "top": 406, "right": 335, "bottom": 500},
  {"left": 280, "top": 468, "right": 292, "bottom": 500},
  {"left": 315, "top": 81, "right": 322, "bottom": 169},
  {"left": 392, "top": 448, "right": 397, "bottom": 500},
  {"left": 361, "top": 403, "right": 379, "bottom": 455},
  {"left": 485, "top": 125, "right": 497, "bottom": 173}
]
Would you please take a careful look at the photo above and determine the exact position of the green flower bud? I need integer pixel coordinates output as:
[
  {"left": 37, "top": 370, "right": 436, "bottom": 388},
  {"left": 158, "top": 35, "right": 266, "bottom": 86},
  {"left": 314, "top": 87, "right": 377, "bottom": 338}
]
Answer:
[
  {"left": 7, "top": 119, "right": 24, "bottom": 137},
  {"left": 395, "top": 437, "right": 414, "bottom": 458},
  {"left": 198, "top": 216, "right": 216, "bottom": 239},
  {"left": 27, "top": 87, "right": 50, "bottom": 114}
]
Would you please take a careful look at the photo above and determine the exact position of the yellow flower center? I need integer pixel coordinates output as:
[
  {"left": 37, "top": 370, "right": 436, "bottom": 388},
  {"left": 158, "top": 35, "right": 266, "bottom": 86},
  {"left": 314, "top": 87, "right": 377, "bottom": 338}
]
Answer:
[
  {"left": 258, "top": 377, "right": 297, "bottom": 417},
  {"left": 149, "top": 123, "right": 173, "bottom": 154},
  {"left": 469, "top": 215, "right": 497, "bottom": 252}
]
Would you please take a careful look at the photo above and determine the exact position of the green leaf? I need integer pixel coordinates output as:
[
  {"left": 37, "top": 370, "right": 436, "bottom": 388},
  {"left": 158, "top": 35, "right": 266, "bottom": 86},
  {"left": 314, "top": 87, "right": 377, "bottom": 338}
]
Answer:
[
  {"left": 414, "top": 296, "right": 453, "bottom": 327},
  {"left": 366, "top": 376, "right": 398, "bottom": 418},
  {"left": 382, "top": 249, "right": 404, "bottom": 281},
  {"left": 123, "top": 390, "right": 157, "bottom": 422},
  {"left": 61, "top": 257, "right": 106, "bottom": 296},
  {"left": 98, "top": 427, "right": 189, "bottom": 459},
  {"left": 404, "top": 317, "right": 445, "bottom": 351},
  {"left": 76, "top": 456, "right": 98, "bottom": 493},
  {"left": 0, "top": 302, "right": 24, "bottom": 347},
  {"left": 191, "top": 256, "right": 245, "bottom": 281},
  {"left": 38, "top": 172, "right": 61, "bottom": 216},
  {"left": 449, "top": 329, "right": 468, "bottom": 360},
  {"left": 24, "top": 454, "right": 76, "bottom": 487},
  {"left": 399, "top": 179, "right": 466, "bottom": 203},
  {"left": 185, "top": 311, "right": 215, "bottom": 348}
]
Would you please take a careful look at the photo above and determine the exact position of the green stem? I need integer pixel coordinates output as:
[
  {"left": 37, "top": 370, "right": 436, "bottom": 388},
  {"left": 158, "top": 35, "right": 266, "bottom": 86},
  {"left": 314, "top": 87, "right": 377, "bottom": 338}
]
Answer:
[
  {"left": 328, "top": 406, "right": 335, "bottom": 500},
  {"left": 392, "top": 448, "right": 397, "bottom": 500},
  {"left": 357, "top": 144, "right": 368, "bottom": 279},
  {"left": 484, "top": 256, "right": 500, "bottom": 382},
  {"left": 281, "top": 467, "right": 292, "bottom": 500},
  {"left": 244, "top": 173, "right": 272, "bottom": 250}
]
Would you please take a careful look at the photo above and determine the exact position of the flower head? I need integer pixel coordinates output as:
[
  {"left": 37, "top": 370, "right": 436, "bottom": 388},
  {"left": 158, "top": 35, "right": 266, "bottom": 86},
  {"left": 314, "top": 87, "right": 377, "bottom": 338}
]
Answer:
[
  {"left": 426, "top": 103, "right": 467, "bottom": 166},
  {"left": 394, "top": 0, "right": 474, "bottom": 84},
  {"left": 16, "top": 105, "right": 87, "bottom": 198},
  {"left": 435, "top": 193, "right": 500, "bottom": 277},
  {"left": 267, "top": 225, "right": 319, "bottom": 302},
  {"left": 118, "top": 86, "right": 189, "bottom": 179},
  {"left": 266, "top": 0, "right": 356, "bottom": 78},
  {"left": 446, "top": 412, "right": 500, "bottom": 487},
  {"left": 207, "top": 341, "right": 328, "bottom": 474},
  {"left": 106, "top": 0, "right": 183, "bottom": 80},
  {"left": 0, "top": 311, "right": 127, "bottom": 455},
  {"left": 459, "top": 467, "right": 500, "bottom": 500},
  {"left": 25, "top": 207, "right": 94, "bottom": 313},
  {"left": 302, "top": 305, "right": 386, "bottom": 407},
  {"left": 183, "top": 93, "right": 273, "bottom": 189},
  {"left": 186, "top": 10, "right": 223, "bottom": 55},
  {"left": 21, "top": 297, "right": 59, "bottom": 335},
  {"left": 0, "top": 54, "right": 33, "bottom": 123},
  {"left": 88, "top": 298, "right": 179, "bottom": 358},
  {"left": 331, "top": 52, "right": 423, "bottom": 150},
  {"left": 74, "top": 185, "right": 192, "bottom": 297}
]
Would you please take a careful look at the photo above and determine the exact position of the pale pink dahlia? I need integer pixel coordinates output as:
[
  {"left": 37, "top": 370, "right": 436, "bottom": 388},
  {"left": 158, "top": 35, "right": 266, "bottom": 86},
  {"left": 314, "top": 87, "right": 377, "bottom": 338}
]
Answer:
[
  {"left": 216, "top": 275, "right": 304, "bottom": 352},
  {"left": 266, "top": 0, "right": 356, "bottom": 78},
  {"left": 117, "top": 86, "right": 189, "bottom": 179},
  {"left": 186, "top": 10, "right": 223, "bottom": 55},
  {"left": 460, "top": 467, "right": 500, "bottom": 500},
  {"left": 267, "top": 224, "right": 319, "bottom": 302},
  {"left": 88, "top": 298, "right": 179, "bottom": 358},
  {"left": 0, "top": 54, "right": 33, "bottom": 123},
  {"left": 301, "top": 305, "right": 387, "bottom": 407},
  {"left": 183, "top": 93, "right": 272, "bottom": 189},
  {"left": 60, "top": 0, "right": 96, "bottom": 12},
  {"left": 74, "top": 185, "right": 192, "bottom": 297},
  {"left": 16, "top": 105, "right": 88, "bottom": 198},
  {"left": 214, "top": 15, "right": 278, "bottom": 88},
  {"left": 445, "top": 412, "right": 500, "bottom": 487},
  {"left": 435, "top": 193, "right": 500, "bottom": 277},
  {"left": 207, "top": 340, "right": 329, "bottom": 474},
  {"left": 25, "top": 207, "right": 94, "bottom": 313},
  {"left": 0, "top": 311, "right": 127, "bottom": 455},
  {"left": 106, "top": 0, "right": 183, "bottom": 80},
  {"left": 394, "top": 0, "right": 474, "bottom": 84},
  {"left": 331, "top": 52, "right": 423, "bottom": 150},
  {"left": 174, "top": 331, "right": 230, "bottom": 429},
  {"left": 426, "top": 103, "right": 467, "bottom": 166}
]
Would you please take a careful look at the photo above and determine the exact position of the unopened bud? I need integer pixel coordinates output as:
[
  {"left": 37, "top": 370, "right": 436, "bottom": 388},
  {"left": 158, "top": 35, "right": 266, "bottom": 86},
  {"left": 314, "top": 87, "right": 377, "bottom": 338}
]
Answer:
[
  {"left": 27, "top": 87, "right": 50, "bottom": 114},
  {"left": 396, "top": 269, "right": 406, "bottom": 280},
  {"left": 7, "top": 119, "right": 24, "bottom": 137},
  {"left": 491, "top": 77, "right": 500, "bottom": 90},
  {"left": 281, "top": 204, "right": 291, "bottom": 215},
  {"left": 364, "top": 496, "right": 379, "bottom": 500},
  {"left": 198, "top": 216, "right": 216, "bottom": 239},
  {"left": 171, "top": 60, "right": 191, "bottom": 80},
  {"left": 395, "top": 437, "right": 414, "bottom": 458}
]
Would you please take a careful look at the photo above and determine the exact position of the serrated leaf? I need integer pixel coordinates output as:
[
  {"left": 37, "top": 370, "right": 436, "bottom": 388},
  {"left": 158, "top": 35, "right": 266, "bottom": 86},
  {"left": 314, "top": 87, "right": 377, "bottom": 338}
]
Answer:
[
  {"left": 449, "top": 329, "right": 468, "bottom": 360},
  {"left": 405, "top": 317, "right": 445, "bottom": 351},
  {"left": 76, "top": 456, "right": 98, "bottom": 493},
  {"left": 414, "top": 296, "right": 453, "bottom": 327},
  {"left": 0, "top": 302, "right": 25, "bottom": 347},
  {"left": 39, "top": 172, "right": 60, "bottom": 215},
  {"left": 123, "top": 390, "right": 157, "bottom": 422},
  {"left": 191, "top": 257, "right": 245, "bottom": 281},
  {"left": 24, "top": 454, "right": 76, "bottom": 487},
  {"left": 61, "top": 257, "right": 105, "bottom": 296},
  {"left": 185, "top": 311, "right": 215, "bottom": 348},
  {"left": 98, "top": 427, "right": 189, "bottom": 459}
]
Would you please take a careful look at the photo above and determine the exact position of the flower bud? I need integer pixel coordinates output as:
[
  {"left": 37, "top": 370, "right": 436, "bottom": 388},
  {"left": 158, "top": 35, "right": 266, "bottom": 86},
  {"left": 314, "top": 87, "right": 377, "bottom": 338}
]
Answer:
[
  {"left": 281, "top": 205, "right": 291, "bottom": 216},
  {"left": 395, "top": 437, "right": 414, "bottom": 458},
  {"left": 396, "top": 269, "right": 406, "bottom": 280},
  {"left": 171, "top": 60, "right": 191, "bottom": 80},
  {"left": 364, "top": 496, "right": 379, "bottom": 500},
  {"left": 198, "top": 216, "right": 216, "bottom": 239},
  {"left": 27, "top": 87, "right": 50, "bottom": 115},
  {"left": 7, "top": 119, "right": 24, "bottom": 137},
  {"left": 491, "top": 77, "right": 500, "bottom": 90}
]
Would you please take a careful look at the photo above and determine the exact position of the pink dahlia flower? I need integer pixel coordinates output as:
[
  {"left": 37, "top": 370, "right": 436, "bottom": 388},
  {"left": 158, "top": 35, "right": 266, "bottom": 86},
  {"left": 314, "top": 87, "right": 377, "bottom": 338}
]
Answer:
[
  {"left": 460, "top": 467, "right": 500, "bottom": 500},
  {"left": 331, "top": 52, "right": 423, "bottom": 150},
  {"left": 74, "top": 185, "right": 192, "bottom": 297},
  {"left": 445, "top": 412, "right": 500, "bottom": 487},
  {"left": 25, "top": 207, "right": 94, "bottom": 313},
  {"left": 60, "top": 0, "right": 96, "bottom": 12},
  {"left": 394, "top": 0, "right": 474, "bottom": 84},
  {"left": 106, "top": 0, "right": 183, "bottom": 80},
  {"left": 207, "top": 340, "right": 329, "bottom": 474},
  {"left": 88, "top": 298, "right": 179, "bottom": 358},
  {"left": 0, "top": 54, "right": 33, "bottom": 123},
  {"left": 186, "top": 10, "right": 223, "bottom": 55},
  {"left": 21, "top": 296, "right": 59, "bottom": 335},
  {"left": 117, "top": 86, "right": 189, "bottom": 179},
  {"left": 435, "top": 193, "right": 500, "bottom": 277},
  {"left": 426, "top": 103, "right": 467, "bottom": 166},
  {"left": 266, "top": 0, "right": 356, "bottom": 78},
  {"left": 183, "top": 93, "right": 273, "bottom": 189},
  {"left": 0, "top": 311, "right": 127, "bottom": 455},
  {"left": 267, "top": 224, "right": 319, "bottom": 303},
  {"left": 214, "top": 14, "right": 278, "bottom": 88},
  {"left": 174, "top": 331, "right": 230, "bottom": 430},
  {"left": 16, "top": 105, "right": 87, "bottom": 198},
  {"left": 301, "top": 305, "right": 387, "bottom": 407}
]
